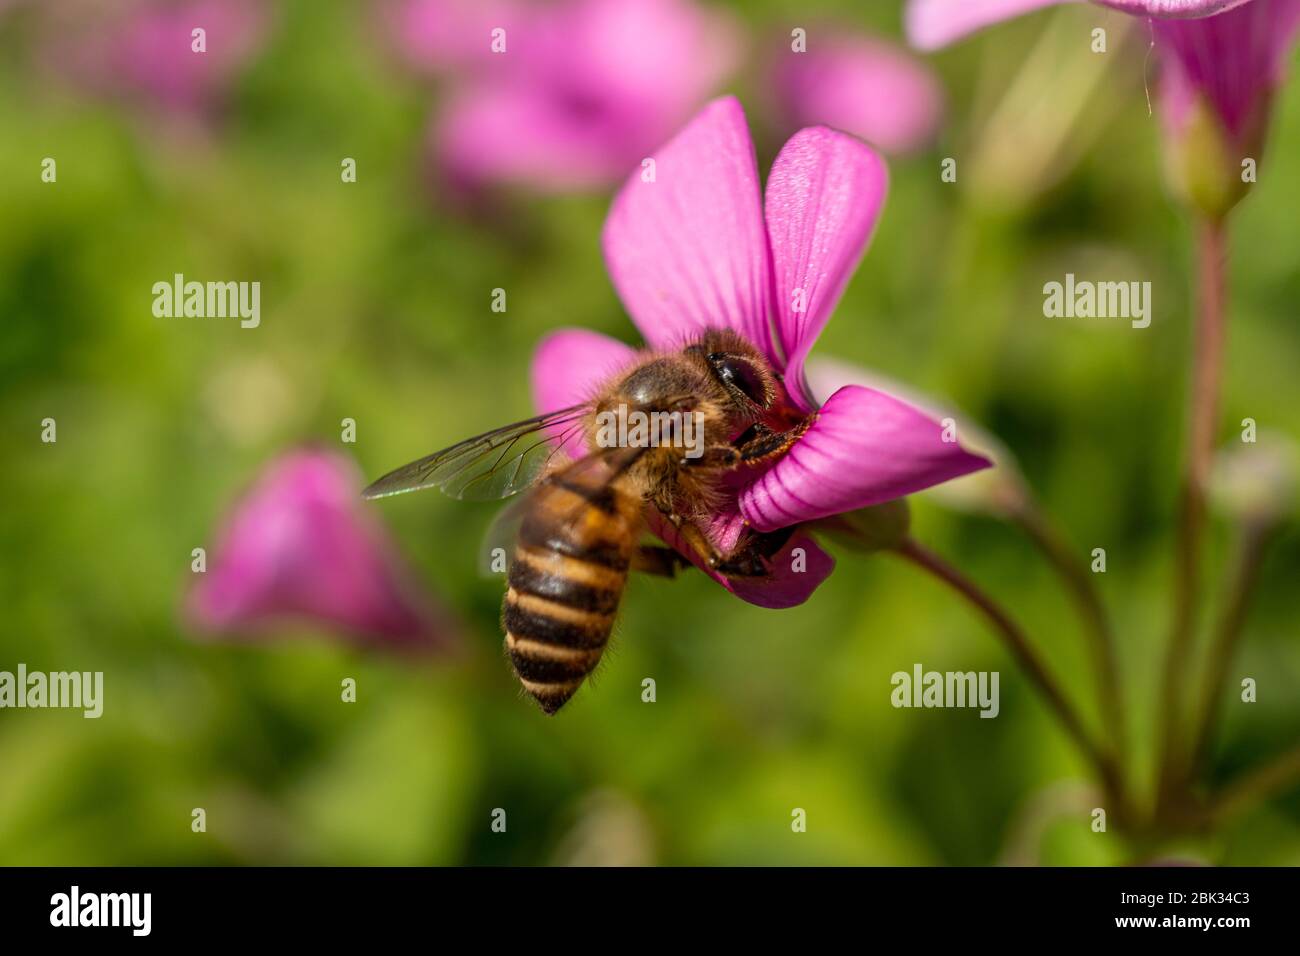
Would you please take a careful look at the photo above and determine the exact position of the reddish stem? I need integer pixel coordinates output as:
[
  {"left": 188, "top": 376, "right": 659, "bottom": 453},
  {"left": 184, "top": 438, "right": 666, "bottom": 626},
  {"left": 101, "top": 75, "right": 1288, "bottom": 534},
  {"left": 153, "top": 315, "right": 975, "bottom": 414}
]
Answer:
[
  {"left": 892, "top": 538, "right": 1126, "bottom": 818},
  {"left": 1157, "top": 218, "right": 1228, "bottom": 808}
]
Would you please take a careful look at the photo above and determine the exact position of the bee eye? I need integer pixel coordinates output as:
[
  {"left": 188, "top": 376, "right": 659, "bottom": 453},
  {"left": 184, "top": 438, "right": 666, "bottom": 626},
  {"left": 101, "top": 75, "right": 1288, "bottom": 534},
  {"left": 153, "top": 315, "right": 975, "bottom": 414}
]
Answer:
[{"left": 708, "top": 353, "right": 768, "bottom": 406}]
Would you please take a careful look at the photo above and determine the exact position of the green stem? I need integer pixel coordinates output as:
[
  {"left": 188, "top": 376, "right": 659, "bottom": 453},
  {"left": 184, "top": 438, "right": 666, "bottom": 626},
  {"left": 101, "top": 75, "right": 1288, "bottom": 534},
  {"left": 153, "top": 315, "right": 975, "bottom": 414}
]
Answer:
[
  {"left": 1187, "top": 522, "right": 1274, "bottom": 782},
  {"left": 1157, "top": 217, "right": 1229, "bottom": 809},
  {"left": 1008, "top": 493, "right": 1126, "bottom": 777},
  {"left": 1210, "top": 744, "right": 1300, "bottom": 823},
  {"left": 892, "top": 538, "right": 1126, "bottom": 820}
]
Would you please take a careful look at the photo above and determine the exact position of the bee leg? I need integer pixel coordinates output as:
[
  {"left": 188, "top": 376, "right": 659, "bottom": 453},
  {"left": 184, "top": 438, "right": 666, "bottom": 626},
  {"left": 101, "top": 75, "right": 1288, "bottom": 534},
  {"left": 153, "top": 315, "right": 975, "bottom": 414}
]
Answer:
[
  {"left": 652, "top": 505, "right": 731, "bottom": 571},
  {"left": 752, "top": 525, "right": 797, "bottom": 558},
  {"left": 652, "top": 504, "right": 776, "bottom": 581},
  {"left": 681, "top": 445, "right": 741, "bottom": 469},
  {"left": 712, "top": 552, "right": 768, "bottom": 578},
  {"left": 631, "top": 545, "right": 691, "bottom": 578},
  {"left": 732, "top": 420, "right": 812, "bottom": 464},
  {"left": 714, "top": 527, "right": 798, "bottom": 579}
]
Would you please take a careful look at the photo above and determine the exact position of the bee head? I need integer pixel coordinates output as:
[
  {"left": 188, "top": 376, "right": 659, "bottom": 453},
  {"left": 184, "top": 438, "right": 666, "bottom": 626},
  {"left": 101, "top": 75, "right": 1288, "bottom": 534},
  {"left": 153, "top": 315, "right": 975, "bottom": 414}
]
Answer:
[{"left": 685, "top": 328, "right": 778, "bottom": 413}]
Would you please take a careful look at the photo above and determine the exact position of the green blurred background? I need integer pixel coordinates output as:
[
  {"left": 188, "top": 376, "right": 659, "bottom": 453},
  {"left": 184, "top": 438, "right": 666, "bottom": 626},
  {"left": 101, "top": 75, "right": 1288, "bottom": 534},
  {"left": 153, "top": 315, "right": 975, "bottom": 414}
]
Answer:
[{"left": 1, "top": 0, "right": 1298, "bottom": 865}]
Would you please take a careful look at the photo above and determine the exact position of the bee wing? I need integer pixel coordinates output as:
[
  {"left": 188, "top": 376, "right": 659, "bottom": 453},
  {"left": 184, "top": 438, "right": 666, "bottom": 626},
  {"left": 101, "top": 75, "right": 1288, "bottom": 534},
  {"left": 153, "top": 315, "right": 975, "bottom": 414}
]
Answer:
[
  {"left": 477, "top": 495, "right": 532, "bottom": 577},
  {"left": 362, "top": 404, "right": 591, "bottom": 502}
]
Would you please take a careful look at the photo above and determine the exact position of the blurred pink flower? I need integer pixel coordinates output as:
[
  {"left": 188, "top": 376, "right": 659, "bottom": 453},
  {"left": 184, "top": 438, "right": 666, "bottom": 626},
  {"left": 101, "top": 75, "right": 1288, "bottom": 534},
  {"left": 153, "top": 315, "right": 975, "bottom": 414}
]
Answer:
[
  {"left": 188, "top": 449, "right": 458, "bottom": 652},
  {"left": 531, "top": 98, "right": 991, "bottom": 608},
  {"left": 391, "top": 0, "right": 738, "bottom": 192},
  {"left": 383, "top": 0, "right": 527, "bottom": 74},
  {"left": 48, "top": 0, "right": 268, "bottom": 117},
  {"left": 769, "top": 32, "right": 945, "bottom": 155}
]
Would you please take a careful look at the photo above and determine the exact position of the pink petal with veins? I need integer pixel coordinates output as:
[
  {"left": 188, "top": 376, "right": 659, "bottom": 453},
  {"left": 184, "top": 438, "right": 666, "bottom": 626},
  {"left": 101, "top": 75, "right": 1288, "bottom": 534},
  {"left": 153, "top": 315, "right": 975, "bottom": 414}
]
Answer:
[
  {"left": 739, "top": 385, "right": 992, "bottom": 531},
  {"left": 765, "top": 127, "right": 888, "bottom": 410},
  {"left": 602, "top": 97, "right": 777, "bottom": 363}
]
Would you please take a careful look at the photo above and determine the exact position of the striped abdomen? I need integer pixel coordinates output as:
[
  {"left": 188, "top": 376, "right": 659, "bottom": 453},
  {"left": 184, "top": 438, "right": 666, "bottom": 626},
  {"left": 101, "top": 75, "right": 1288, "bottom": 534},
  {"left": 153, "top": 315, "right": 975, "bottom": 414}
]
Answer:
[{"left": 503, "top": 466, "right": 640, "bottom": 714}]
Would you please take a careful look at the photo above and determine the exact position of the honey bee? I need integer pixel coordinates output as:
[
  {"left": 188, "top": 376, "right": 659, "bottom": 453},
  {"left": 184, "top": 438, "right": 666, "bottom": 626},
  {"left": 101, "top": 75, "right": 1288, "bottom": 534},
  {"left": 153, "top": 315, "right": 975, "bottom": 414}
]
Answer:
[{"left": 363, "top": 328, "right": 812, "bottom": 714}]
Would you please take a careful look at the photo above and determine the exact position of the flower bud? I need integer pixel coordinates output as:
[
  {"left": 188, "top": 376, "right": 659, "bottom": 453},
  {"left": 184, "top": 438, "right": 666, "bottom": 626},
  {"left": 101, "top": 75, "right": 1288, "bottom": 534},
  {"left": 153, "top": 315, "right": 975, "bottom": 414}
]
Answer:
[
  {"left": 1154, "top": 0, "right": 1300, "bottom": 219},
  {"left": 1209, "top": 432, "right": 1299, "bottom": 527},
  {"left": 815, "top": 498, "right": 911, "bottom": 554}
]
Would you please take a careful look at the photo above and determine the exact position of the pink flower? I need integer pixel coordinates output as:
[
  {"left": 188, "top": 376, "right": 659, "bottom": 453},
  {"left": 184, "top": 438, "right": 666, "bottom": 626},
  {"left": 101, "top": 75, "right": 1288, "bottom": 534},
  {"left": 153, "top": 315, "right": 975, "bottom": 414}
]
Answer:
[
  {"left": 769, "top": 32, "right": 945, "bottom": 155},
  {"left": 46, "top": 0, "right": 268, "bottom": 117},
  {"left": 396, "top": 0, "right": 738, "bottom": 193},
  {"left": 383, "top": 0, "right": 527, "bottom": 75},
  {"left": 531, "top": 98, "right": 991, "bottom": 608},
  {"left": 188, "top": 450, "right": 458, "bottom": 652},
  {"left": 904, "top": 0, "right": 1300, "bottom": 215}
]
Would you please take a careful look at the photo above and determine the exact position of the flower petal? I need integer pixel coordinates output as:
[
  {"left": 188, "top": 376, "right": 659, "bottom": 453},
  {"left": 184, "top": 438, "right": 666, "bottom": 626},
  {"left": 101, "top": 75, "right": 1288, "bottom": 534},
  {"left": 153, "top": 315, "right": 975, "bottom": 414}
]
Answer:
[
  {"left": 644, "top": 509, "right": 835, "bottom": 608},
  {"left": 770, "top": 34, "right": 945, "bottom": 155},
  {"left": 435, "top": 85, "right": 633, "bottom": 194},
  {"left": 905, "top": 0, "right": 1256, "bottom": 51},
  {"left": 905, "top": 0, "right": 1077, "bottom": 51},
  {"left": 738, "top": 384, "right": 992, "bottom": 530},
  {"left": 805, "top": 357, "right": 1010, "bottom": 467},
  {"left": 53, "top": 0, "right": 269, "bottom": 115},
  {"left": 765, "top": 127, "right": 887, "bottom": 410},
  {"left": 531, "top": 328, "right": 638, "bottom": 413},
  {"left": 806, "top": 357, "right": 1022, "bottom": 515},
  {"left": 545, "top": 0, "right": 740, "bottom": 138},
  {"left": 383, "top": 0, "right": 530, "bottom": 75},
  {"left": 531, "top": 327, "right": 637, "bottom": 456},
  {"left": 601, "top": 96, "right": 775, "bottom": 360},
  {"left": 420, "top": 0, "right": 738, "bottom": 193},
  {"left": 1101, "top": 0, "right": 1256, "bottom": 17},
  {"left": 188, "top": 450, "right": 456, "bottom": 651}
]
